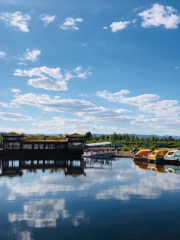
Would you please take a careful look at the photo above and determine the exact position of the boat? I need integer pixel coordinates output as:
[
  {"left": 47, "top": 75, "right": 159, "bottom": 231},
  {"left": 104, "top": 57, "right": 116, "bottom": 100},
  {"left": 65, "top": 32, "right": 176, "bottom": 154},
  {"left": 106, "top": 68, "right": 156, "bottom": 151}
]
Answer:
[
  {"left": 0, "top": 132, "right": 86, "bottom": 157},
  {"left": 164, "top": 150, "right": 180, "bottom": 161},
  {"left": 148, "top": 149, "right": 167, "bottom": 161},
  {"left": 134, "top": 149, "right": 152, "bottom": 160},
  {"left": 81, "top": 142, "right": 115, "bottom": 158}
]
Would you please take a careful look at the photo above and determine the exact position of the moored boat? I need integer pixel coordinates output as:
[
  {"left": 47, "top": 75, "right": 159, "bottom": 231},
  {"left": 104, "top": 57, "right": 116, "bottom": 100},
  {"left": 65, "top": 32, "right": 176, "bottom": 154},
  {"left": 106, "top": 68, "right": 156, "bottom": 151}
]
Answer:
[
  {"left": 148, "top": 149, "right": 167, "bottom": 161},
  {"left": 164, "top": 150, "right": 180, "bottom": 161},
  {"left": 134, "top": 149, "right": 152, "bottom": 160},
  {"left": 82, "top": 142, "right": 115, "bottom": 158}
]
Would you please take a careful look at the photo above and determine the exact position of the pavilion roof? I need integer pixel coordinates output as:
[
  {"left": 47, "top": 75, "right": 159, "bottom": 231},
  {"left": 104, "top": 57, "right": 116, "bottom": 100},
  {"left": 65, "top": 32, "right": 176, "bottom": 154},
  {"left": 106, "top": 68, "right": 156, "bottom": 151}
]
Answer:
[
  {"left": 64, "top": 133, "right": 86, "bottom": 138},
  {"left": 22, "top": 139, "right": 68, "bottom": 142},
  {"left": 1, "top": 132, "right": 26, "bottom": 137}
]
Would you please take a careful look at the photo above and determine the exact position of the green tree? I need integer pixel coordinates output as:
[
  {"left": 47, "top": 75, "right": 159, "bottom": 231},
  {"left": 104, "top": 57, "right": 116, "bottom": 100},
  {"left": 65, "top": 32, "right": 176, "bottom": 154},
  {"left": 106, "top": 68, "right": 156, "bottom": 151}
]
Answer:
[{"left": 86, "top": 132, "right": 92, "bottom": 141}]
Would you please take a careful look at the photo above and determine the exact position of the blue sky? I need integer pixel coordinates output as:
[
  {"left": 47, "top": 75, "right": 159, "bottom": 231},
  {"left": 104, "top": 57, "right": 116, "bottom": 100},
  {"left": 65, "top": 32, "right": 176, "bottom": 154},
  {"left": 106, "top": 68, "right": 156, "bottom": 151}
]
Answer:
[{"left": 0, "top": 0, "right": 180, "bottom": 135}]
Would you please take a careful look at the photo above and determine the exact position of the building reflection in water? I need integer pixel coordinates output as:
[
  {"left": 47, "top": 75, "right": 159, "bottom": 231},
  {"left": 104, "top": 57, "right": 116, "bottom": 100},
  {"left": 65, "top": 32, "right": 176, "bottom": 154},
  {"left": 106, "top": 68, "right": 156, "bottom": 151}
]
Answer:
[
  {"left": 0, "top": 157, "right": 113, "bottom": 178},
  {"left": 134, "top": 159, "right": 180, "bottom": 174}
]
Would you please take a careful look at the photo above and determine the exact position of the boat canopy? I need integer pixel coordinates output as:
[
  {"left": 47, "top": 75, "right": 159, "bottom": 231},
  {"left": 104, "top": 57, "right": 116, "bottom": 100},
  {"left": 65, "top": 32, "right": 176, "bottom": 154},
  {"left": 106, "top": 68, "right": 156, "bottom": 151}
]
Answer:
[{"left": 86, "top": 142, "right": 112, "bottom": 147}]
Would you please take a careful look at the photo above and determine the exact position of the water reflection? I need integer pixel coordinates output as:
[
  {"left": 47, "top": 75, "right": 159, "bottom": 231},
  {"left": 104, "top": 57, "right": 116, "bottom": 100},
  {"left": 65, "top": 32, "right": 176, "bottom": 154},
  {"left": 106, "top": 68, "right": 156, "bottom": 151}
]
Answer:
[
  {"left": 0, "top": 158, "right": 113, "bottom": 178},
  {"left": 1, "top": 157, "right": 180, "bottom": 239},
  {"left": 134, "top": 159, "right": 180, "bottom": 174}
]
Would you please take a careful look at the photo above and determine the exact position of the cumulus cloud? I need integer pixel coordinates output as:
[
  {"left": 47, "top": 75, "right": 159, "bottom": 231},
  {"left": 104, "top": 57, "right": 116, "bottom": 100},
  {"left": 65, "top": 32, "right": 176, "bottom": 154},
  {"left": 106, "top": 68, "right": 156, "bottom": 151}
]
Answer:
[
  {"left": 139, "top": 4, "right": 180, "bottom": 29},
  {"left": 22, "top": 49, "right": 41, "bottom": 62},
  {"left": 60, "top": 17, "right": 83, "bottom": 30},
  {"left": 14, "top": 66, "right": 91, "bottom": 91},
  {"left": 96, "top": 90, "right": 160, "bottom": 106},
  {"left": 28, "top": 77, "right": 68, "bottom": 91},
  {"left": 110, "top": 21, "right": 130, "bottom": 32},
  {"left": 0, "top": 51, "right": 6, "bottom": 57},
  {"left": 40, "top": 14, "right": 56, "bottom": 26},
  {"left": 0, "top": 11, "right": 31, "bottom": 32},
  {"left": 0, "top": 112, "right": 32, "bottom": 121}
]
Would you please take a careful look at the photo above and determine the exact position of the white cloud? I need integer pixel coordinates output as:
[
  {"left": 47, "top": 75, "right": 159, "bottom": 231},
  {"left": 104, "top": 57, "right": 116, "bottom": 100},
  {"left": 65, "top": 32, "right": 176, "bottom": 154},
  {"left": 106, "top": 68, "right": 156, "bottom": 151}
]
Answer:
[
  {"left": 76, "top": 107, "right": 133, "bottom": 122},
  {"left": 28, "top": 77, "right": 67, "bottom": 91},
  {"left": 96, "top": 90, "right": 160, "bottom": 106},
  {"left": 60, "top": 17, "right": 83, "bottom": 30},
  {"left": 11, "top": 93, "right": 132, "bottom": 122},
  {"left": 139, "top": 4, "right": 180, "bottom": 29},
  {"left": 78, "top": 94, "right": 88, "bottom": 97},
  {"left": 64, "top": 66, "right": 91, "bottom": 81},
  {"left": 0, "top": 102, "right": 12, "bottom": 108},
  {"left": 9, "top": 199, "right": 66, "bottom": 228},
  {"left": 133, "top": 116, "right": 180, "bottom": 134},
  {"left": 110, "top": 21, "right": 130, "bottom": 32},
  {"left": 175, "top": 67, "right": 179, "bottom": 69},
  {"left": 40, "top": 14, "right": 55, "bottom": 26},
  {"left": 0, "top": 51, "right": 6, "bottom": 57},
  {"left": 103, "top": 26, "right": 108, "bottom": 29},
  {"left": 17, "top": 62, "right": 27, "bottom": 65},
  {"left": 0, "top": 112, "right": 32, "bottom": 121},
  {"left": 14, "top": 66, "right": 62, "bottom": 79},
  {"left": 17, "top": 231, "right": 33, "bottom": 240},
  {"left": 0, "top": 11, "right": 31, "bottom": 32},
  {"left": 133, "top": 6, "right": 143, "bottom": 12},
  {"left": 11, "top": 89, "right": 21, "bottom": 93},
  {"left": 14, "top": 66, "right": 91, "bottom": 91},
  {"left": 139, "top": 100, "right": 180, "bottom": 116},
  {"left": 11, "top": 93, "right": 96, "bottom": 112},
  {"left": 23, "top": 49, "right": 41, "bottom": 62}
]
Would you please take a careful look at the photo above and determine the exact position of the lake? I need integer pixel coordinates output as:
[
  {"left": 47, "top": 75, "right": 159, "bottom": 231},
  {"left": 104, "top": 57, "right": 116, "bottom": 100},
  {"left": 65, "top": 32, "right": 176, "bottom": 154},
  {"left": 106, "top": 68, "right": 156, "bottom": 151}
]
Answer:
[{"left": 0, "top": 157, "right": 180, "bottom": 240}]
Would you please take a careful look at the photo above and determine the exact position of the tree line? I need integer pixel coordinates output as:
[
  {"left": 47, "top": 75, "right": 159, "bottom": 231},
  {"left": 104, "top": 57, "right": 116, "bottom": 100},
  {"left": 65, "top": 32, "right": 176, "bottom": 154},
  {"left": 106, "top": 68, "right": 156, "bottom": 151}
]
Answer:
[{"left": 85, "top": 132, "right": 180, "bottom": 146}]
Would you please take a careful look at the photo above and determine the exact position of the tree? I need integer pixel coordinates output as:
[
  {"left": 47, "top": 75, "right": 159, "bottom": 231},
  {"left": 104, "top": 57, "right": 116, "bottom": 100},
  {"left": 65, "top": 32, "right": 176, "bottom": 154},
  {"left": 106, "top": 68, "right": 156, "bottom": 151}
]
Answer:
[
  {"left": 168, "top": 136, "right": 174, "bottom": 142},
  {"left": 86, "top": 132, "right": 92, "bottom": 141}
]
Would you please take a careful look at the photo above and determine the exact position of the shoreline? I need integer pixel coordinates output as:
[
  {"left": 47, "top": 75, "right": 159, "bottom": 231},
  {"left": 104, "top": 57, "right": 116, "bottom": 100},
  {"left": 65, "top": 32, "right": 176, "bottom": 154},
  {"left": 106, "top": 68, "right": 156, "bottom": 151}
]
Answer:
[{"left": 115, "top": 151, "right": 134, "bottom": 158}]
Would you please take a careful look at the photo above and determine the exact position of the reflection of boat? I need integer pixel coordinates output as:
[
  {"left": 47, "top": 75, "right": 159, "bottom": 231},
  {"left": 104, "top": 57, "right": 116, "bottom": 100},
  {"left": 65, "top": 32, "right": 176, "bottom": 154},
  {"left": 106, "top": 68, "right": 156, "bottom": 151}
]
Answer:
[
  {"left": 148, "top": 163, "right": 166, "bottom": 173},
  {"left": 133, "top": 161, "right": 150, "bottom": 170},
  {"left": 148, "top": 150, "right": 167, "bottom": 161},
  {"left": 0, "top": 159, "right": 86, "bottom": 178},
  {"left": 83, "top": 158, "right": 113, "bottom": 170},
  {"left": 164, "top": 165, "right": 180, "bottom": 174},
  {"left": 134, "top": 149, "right": 152, "bottom": 160},
  {"left": 82, "top": 142, "right": 114, "bottom": 158},
  {"left": 164, "top": 150, "right": 180, "bottom": 161}
]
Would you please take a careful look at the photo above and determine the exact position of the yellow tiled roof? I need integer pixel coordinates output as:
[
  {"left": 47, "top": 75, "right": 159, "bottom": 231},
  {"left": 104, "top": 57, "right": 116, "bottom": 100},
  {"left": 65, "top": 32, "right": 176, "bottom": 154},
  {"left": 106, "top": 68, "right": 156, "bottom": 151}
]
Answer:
[
  {"left": 22, "top": 139, "right": 68, "bottom": 142},
  {"left": 1, "top": 132, "right": 26, "bottom": 137},
  {"left": 64, "top": 133, "right": 86, "bottom": 138}
]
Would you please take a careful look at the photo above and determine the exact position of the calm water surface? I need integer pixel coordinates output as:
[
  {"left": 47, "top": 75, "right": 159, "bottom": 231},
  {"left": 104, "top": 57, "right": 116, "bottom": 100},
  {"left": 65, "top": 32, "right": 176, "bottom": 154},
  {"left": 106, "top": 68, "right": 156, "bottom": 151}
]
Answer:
[{"left": 0, "top": 157, "right": 180, "bottom": 240}]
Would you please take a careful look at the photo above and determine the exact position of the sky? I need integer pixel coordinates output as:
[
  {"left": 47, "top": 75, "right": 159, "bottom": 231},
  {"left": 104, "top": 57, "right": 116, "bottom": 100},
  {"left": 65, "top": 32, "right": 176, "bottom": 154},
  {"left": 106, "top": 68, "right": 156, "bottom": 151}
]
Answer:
[{"left": 0, "top": 0, "right": 180, "bottom": 136}]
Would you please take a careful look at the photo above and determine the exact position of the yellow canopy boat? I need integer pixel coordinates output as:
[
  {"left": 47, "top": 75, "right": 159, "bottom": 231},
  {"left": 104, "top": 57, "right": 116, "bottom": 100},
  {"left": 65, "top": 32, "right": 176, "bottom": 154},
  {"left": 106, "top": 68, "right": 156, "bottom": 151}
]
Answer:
[
  {"left": 134, "top": 149, "right": 152, "bottom": 160},
  {"left": 148, "top": 150, "right": 167, "bottom": 161}
]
